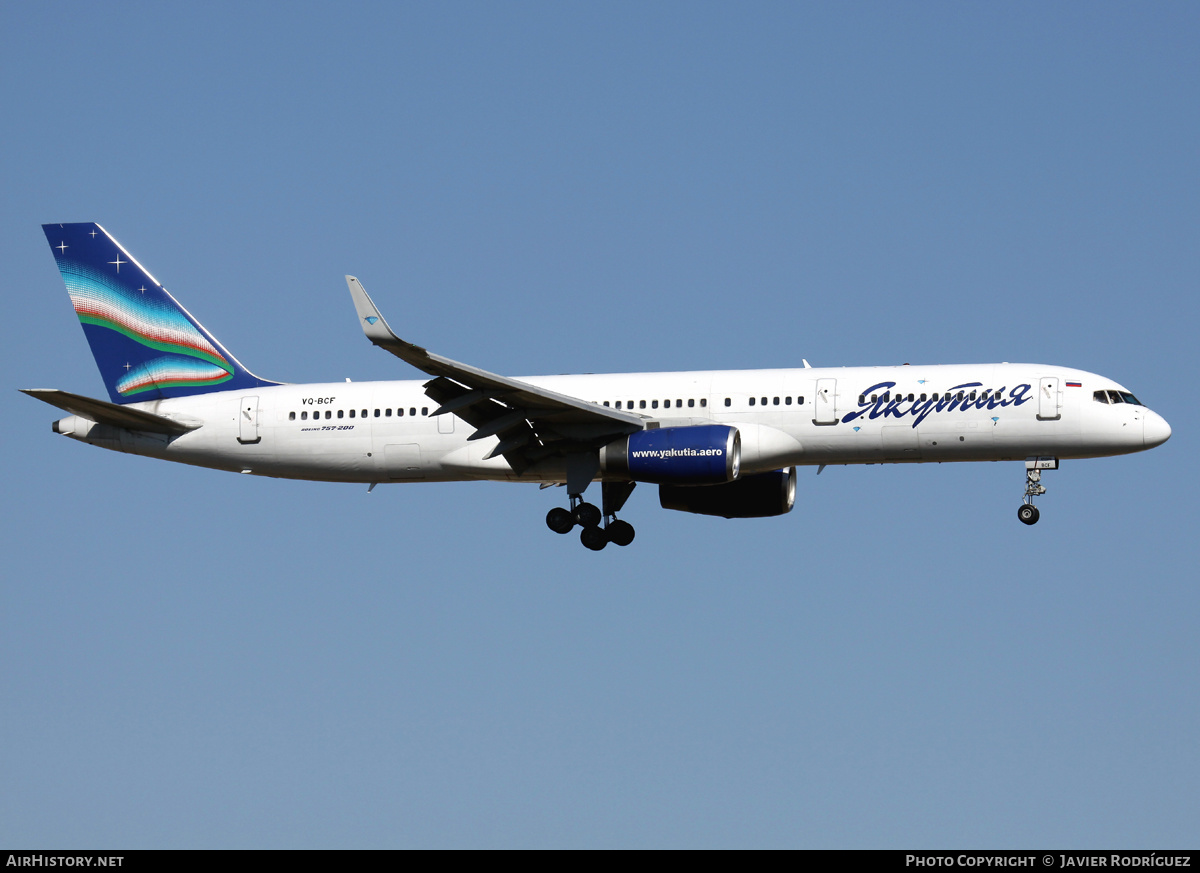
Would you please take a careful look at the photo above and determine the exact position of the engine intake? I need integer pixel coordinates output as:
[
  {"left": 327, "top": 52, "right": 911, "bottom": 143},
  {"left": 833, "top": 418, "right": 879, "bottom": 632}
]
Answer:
[
  {"left": 600, "top": 425, "right": 740, "bottom": 485},
  {"left": 659, "top": 467, "right": 797, "bottom": 518}
]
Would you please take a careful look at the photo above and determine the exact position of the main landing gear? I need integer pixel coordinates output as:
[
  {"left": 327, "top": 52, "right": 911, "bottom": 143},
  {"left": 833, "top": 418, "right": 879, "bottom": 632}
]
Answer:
[
  {"left": 1018, "top": 457, "right": 1057, "bottom": 526},
  {"left": 545, "top": 481, "right": 637, "bottom": 550}
]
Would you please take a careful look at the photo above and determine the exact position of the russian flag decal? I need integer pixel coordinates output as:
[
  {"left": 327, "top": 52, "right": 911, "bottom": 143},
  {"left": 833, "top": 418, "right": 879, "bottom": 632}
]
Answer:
[{"left": 1066, "top": 381, "right": 1082, "bottom": 387}]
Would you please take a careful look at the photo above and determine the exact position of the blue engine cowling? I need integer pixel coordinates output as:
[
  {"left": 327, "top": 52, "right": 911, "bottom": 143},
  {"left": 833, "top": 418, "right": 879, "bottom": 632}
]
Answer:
[
  {"left": 659, "top": 467, "right": 797, "bottom": 518},
  {"left": 600, "top": 425, "right": 740, "bottom": 485}
]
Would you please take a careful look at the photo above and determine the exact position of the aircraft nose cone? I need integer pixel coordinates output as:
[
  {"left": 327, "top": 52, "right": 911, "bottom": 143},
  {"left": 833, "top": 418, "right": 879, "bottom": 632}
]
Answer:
[{"left": 1144, "top": 411, "right": 1171, "bottom": 448}]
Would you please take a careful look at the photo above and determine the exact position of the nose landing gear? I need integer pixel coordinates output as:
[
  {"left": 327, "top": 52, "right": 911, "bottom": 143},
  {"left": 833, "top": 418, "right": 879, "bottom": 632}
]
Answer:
[{"left": 1018, "top": 457, "right": 1057, "bottom": 525}]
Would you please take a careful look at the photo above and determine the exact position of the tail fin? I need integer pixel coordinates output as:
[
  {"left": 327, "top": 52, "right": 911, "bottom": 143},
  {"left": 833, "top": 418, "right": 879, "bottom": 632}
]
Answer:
[{"left": 42, "top": 223, "right": 277, "bottom": 403}]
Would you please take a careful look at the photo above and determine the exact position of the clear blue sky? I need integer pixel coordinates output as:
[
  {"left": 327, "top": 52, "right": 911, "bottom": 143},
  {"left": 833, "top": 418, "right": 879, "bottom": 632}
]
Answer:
[{"left": 3, "top": 1, "right": 1197, "bottom": 848}]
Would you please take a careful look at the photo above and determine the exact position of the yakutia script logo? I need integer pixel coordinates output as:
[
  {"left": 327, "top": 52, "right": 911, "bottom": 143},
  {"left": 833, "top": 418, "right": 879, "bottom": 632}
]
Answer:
[{"left": 841, "top": 381, "right": 1034, "bottom": 429}]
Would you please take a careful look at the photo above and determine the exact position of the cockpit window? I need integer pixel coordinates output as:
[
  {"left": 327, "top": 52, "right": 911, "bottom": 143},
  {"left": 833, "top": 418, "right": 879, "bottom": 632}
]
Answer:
[{"left": 1100, "top": 390, "right": 1144, "bottom": 406}]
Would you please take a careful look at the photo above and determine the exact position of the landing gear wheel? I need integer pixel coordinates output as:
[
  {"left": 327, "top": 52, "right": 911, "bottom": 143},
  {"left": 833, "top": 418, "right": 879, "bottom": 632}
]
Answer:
[
  {"left": 606, "top": 519, "right": 635, "bottom": 547},
  {"left": 574, "top": 502, "right": 602, "bottom": 528},
  {"left": 546, "top": 507, "right": 575, "bottom": 534},
  {"left": 1018, "top": 504, "right": 1040, "bottom": 525},
  {"left": 580, "top": 525, "right": 608, "bottom": 551}
]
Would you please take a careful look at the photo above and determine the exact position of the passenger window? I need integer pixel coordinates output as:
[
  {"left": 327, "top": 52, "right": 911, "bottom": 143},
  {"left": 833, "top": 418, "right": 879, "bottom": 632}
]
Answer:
[
  {"left": 603, "top": 401, "right": 610, "bottom": 407},
  {"left": 970, "top": 392, "right": 977, "bottom": 401},
  {"left": 908, "top": 394, "right": 914, "bottom": 402},
  {"left": 361, "top": 409, "right": 367, "bottom": 418},
  {"left": 860, "top": 395, "right": 866, "bottom": 404},
  {"left": 688, "top": 398, "right": 695, "bottom": 408},
  {"left": 639, "top": 400, "right": 646, "bottom": 409},
  {"left": 785, "top": 396, "right": 792, "bottom": 405},
  {"left": 374, "top": 409, "right": 380, "bottom": 417},
  {"left": 700, "top": 398, "right": 707, "bottom": 407},
  {"left": 920, "top": 393, "right": 927, "bottom": 402},
  {"left": 301, "top": 411, "right": 307, "bottom": 420},
  {"left": 932, "top": 393, "right": 939, "bottom": 401},
  {"left": 724, "top": 398, "right": 730, "bottom": 407},
  {"left": 349, "top": 409, "right": 355, "bottom": 418},
  {"left": 761, "top": 397, "right": 767, "bottom": 406},
  {"left": 773, "top": 397, "right": 780, "bottom": 405},
  {"left": 385, "top": 408, "right": 392, "bottom": 417},
  {"left": 797, "top": 396, "right": 804, "bottom": 405},
  {"left": 398, "top": 407, "right": 404, "bottom": 416},
  {"left": 615, "top": 401, "right": 622, "bottom": 409},
  {"left": 749, "top": 397, "right": 756, "bottom": 406},
  {"left": 652, "top": 400, "right": 659, "bottom": 409},
  {"left": 957, "top": 392, "right": 964, "bottom": 401},
  {"left": 337, "top": 410, "right": 344, "bottom": 419},
  {"left": 289, "top": 411, "right": 296, "bottom": 421},
  {"left": 421, "top": 408, "right": 428, "bottom": 416}
]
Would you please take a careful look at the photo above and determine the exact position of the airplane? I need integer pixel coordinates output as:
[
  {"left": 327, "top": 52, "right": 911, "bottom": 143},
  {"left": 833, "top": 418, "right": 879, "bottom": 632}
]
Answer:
[{"left": 24, "top": 223, "right": 1171, "bottom": 550}]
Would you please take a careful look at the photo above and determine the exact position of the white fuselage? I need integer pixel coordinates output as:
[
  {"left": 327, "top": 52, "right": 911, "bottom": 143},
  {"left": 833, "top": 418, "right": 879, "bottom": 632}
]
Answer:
[{"left": 51, "top": 363, "right": 1170, "bottom": 484}]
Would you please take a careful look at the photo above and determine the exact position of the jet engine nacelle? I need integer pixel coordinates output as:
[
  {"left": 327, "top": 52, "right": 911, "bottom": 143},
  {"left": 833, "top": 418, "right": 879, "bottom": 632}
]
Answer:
[
  {"left": 659, "top": 467, "right": 797, "bottom": 518},
  {"left": 600, "top": 425, "right": 740, "bottom": 485}
]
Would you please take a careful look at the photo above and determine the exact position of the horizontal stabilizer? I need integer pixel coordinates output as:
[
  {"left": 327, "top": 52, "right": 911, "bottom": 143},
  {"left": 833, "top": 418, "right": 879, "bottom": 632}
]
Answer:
[{"left": 20, "top": 388, "right": 202, "bottom": 435}]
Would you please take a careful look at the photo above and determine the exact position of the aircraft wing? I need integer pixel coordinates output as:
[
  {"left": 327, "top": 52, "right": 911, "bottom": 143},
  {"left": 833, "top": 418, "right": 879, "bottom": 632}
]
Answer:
[
  {"left": 20, "top": 388, "right": 202, "bottom": 435},
  {"left": 346, "top": 276, "right": 644, "bottom": 469}
]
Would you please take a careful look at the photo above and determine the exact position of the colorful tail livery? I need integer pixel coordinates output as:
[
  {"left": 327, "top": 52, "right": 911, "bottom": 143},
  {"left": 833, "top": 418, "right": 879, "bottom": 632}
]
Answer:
[{"left": 41, "top": 223, "right": 276, "bottom": 403}]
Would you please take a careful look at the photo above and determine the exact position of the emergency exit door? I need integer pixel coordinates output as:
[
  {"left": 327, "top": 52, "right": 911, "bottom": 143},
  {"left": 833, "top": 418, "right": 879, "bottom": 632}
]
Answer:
[{"left": 238, "top": 396, "right": 261, "bottom": 443}]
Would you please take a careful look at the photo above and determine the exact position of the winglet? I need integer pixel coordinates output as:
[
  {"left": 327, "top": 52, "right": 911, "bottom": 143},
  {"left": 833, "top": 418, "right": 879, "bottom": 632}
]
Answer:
[{"left": 345, "top": 275, "right": 431, "bottom": 362}]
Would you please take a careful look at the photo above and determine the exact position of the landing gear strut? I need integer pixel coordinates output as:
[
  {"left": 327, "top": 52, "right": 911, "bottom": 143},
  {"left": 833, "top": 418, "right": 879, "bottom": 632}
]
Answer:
[{"left": 1019, "top": 457, "right": 1057, "bottom": 525}]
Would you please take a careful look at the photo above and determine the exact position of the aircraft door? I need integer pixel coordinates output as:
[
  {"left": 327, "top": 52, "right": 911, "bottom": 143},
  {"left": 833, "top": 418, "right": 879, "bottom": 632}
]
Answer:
[
  {"left": 814, "top": 379, "right": 838, "bottom": 425},
  {"left": 1037, "top": 377, "right": 1061, "bottom": 421},
  {"left": 238, "top": 396, "right": 261, "bottom": 444}
]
